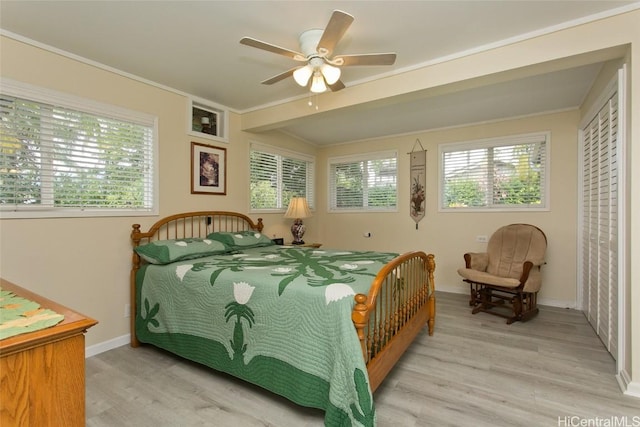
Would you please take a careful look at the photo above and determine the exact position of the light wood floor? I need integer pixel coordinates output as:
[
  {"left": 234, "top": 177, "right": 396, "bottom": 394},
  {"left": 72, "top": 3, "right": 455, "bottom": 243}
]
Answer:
[{"left": 85, "top": 292, "right": 639, "bottom": 426}]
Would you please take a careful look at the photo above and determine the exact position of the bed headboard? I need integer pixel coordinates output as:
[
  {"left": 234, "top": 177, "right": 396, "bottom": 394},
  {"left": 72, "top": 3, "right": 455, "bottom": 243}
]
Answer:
[
  {"left": 131, "top": 211, "right": 264, "bottom": 248},
  {"left": 130, "top": 211, "right": 262, "bottom": 347}
]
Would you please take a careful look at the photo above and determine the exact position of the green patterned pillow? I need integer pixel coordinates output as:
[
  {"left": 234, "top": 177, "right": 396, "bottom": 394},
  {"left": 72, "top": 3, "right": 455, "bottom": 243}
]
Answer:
[
  {"left": 206, "top": 230, "right": 275, "bottom": 250},
  {"left": 135, "top": 238, "right": 229, "bottom": 265}
]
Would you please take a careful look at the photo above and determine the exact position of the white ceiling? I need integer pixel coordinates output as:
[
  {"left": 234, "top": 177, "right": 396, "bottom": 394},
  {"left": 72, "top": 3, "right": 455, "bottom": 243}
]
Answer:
[{"left": 1, "top": 1, "right": 637, "bottom": 145}]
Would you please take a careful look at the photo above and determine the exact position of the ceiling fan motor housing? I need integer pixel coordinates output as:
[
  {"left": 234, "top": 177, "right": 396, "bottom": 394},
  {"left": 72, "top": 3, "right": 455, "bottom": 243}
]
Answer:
[{"left": 298, "top": 29, "right": 325, "bottom": 58}]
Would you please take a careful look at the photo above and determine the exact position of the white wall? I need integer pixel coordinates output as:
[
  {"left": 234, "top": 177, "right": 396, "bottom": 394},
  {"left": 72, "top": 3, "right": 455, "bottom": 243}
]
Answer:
[
  {"left": 242, "top": 8, "right": 640, "bottom": 394},
  {"left": 3, "top": 33, "right": 577, "bottom": 345},
  {"left": 0, "top": 37, "right": 237, "bottom": 346},
  {"left": 316, "top": 110, "right": 579, "bottom": 306},
  {"left": 1, "top": 7, "right": 639, "bottom": 395},
  {"left": 0, "top": 36, "right": 314, "bottom": 348}
]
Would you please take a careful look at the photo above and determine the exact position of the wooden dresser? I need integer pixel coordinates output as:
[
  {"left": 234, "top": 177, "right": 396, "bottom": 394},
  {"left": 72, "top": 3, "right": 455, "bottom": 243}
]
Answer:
[{"left": 0, "top": 279, "right": 97, "bottom": 426}]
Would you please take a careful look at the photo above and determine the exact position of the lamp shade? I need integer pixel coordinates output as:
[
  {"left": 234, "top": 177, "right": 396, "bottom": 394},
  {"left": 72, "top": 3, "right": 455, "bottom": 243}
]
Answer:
[
  {"left": 320, "top": 63, "right": 341, "bottom": 85},
  {"left": 310, "top": 72, "right": 327, "bottom": 93},
  {"left": 293, "top": 65, "right": 313, "bottom": 87},
  {"left": 284, "top": 197, "right": 311, "bottom": 219}
]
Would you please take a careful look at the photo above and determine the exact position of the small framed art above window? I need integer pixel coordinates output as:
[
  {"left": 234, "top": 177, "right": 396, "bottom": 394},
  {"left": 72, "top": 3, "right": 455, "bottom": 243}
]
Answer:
[{"left": 188, "top": 98, "right": 228, "bottom": 143}]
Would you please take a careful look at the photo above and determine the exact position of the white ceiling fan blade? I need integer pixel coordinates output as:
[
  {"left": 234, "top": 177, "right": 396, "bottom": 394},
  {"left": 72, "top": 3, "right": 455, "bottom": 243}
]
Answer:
[
  {"left": 333, "top": 53, "right": 397, "bottom": 66},
  {"left": 317, "top": 10, "right": 354, "bottom": 57},
  {"left": 240, "top": 37, "right": 306, "bottom": 61},
  {"left": 261, "top": 68, "right": 297, "bottom": 85}
]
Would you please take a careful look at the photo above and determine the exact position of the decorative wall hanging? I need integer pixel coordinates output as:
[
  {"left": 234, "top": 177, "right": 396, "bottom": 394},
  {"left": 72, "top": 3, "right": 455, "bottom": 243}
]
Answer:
[
  {"left": 191, "top": 142, "right": 227, "bottom": 195},
  {"left": 409, "top": 139, "right": 426, "bottom": 229}
]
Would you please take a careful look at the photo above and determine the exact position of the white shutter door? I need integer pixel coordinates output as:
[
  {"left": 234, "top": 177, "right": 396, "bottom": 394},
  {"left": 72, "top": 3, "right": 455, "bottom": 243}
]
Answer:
[
  {"left": 581, "top": 122, "right": 594, "bottom": 323},
  {"left": 580, "top": 92, "right": 618, "bottom": 358},
  {"left": 608, "top": 95, "right": 619, "bottom": 358},
  {"left": 589, "top": 122, "right": 599, "bottom": 328},
  {"left": 584, "top": 117, "right": 600, "bottom": 329},
  {"left": 597, "top": 101, "right": 611, "bottom": 349}
]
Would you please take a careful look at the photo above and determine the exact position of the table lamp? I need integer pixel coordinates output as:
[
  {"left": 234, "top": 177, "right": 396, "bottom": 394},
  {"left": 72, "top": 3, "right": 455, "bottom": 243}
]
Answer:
[{"left": 284, "top": 197, "right": 311, "bottom": 245}]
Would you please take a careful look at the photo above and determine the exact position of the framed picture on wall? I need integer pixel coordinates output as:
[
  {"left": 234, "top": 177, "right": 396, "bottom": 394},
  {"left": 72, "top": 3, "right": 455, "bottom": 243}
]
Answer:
[{"left": 191, "top": 142, "right": 227, "bottom": 195}]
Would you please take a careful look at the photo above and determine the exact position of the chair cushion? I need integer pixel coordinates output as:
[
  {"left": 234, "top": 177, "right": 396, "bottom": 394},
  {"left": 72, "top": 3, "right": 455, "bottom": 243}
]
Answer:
[
  {"left": 486, "top": 224, "right": 546, "bottom": 280},
  {"left": 457, "top": 268, "right": 521, "bottom": 288},
  {"left": 466, "top": 252, "right": 489, "bottom": 271}
]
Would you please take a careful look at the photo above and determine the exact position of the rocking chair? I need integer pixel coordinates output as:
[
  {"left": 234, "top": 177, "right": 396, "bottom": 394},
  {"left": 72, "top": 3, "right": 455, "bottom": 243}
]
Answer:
[{"left": 457, "top": 224, "right": 547, "bottom": 324}]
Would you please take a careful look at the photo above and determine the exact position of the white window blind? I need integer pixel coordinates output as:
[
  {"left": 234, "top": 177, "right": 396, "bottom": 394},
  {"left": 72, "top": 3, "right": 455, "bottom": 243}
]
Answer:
[
  {"left": 439, "top": 132, "right": 548, "bottom": 211},
  {"left": 0, "top": 79, "right": 157, "bottom": 218},
  {"left": 329, "top": 151, "right": 397, "bottom": 212},
  {"left": 249, "top": 143, "right": 314, "bottom": 211}
]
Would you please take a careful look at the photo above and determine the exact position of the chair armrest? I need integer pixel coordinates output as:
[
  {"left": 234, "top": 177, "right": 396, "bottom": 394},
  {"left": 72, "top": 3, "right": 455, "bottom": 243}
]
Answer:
[
  {"left": 519, "top": 260, "right": 544, "bottom": 293},
  {"left": 528, "top": 257, "right": 546, "bottom": 267},
  {"left": 464, "top": 252, "right": 489, "bottom": 271},
  {"left": 519, "top": 261, "right": 534, "bottom": 283}
]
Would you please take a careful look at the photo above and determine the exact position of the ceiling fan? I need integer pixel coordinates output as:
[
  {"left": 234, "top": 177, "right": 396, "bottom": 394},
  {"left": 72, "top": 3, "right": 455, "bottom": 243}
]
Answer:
[{"left": 240, "top": 10, "right": 396, "bottom": 93}]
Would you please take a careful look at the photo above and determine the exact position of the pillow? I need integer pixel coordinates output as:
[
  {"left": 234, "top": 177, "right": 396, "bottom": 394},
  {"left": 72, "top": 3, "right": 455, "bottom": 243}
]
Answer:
[
  {"left": 135, "top": 238, "right": 229, "bottom": 265},
  {"left": 206, "top": 230, "right": 275, "bottom": 250}
]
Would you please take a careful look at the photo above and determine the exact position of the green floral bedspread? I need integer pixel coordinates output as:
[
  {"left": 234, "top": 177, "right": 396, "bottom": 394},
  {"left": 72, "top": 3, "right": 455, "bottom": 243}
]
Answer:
[{"left": 136, "top": 245, "right": 398, "bottom": 427}]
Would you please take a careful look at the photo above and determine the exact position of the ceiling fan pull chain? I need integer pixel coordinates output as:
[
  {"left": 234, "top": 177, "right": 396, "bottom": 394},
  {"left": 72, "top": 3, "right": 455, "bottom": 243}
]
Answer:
[{"left": 307, "top": 93, "right": 320, "bottom": 110}]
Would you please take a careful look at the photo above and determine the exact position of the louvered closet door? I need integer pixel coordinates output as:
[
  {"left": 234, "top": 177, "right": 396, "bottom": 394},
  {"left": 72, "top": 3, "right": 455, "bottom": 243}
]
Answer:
[{"left": 581, "top": 92, "right": 618, "bottom": 358}]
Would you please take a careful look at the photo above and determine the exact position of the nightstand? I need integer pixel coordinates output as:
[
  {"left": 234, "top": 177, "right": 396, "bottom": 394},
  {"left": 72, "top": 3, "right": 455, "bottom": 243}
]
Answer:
[
  {"left": 289, "top": 242, "right": 322, "bottom": 248},
  {"left": 303, "top": 243, "right": 322, "bottom": 248}
]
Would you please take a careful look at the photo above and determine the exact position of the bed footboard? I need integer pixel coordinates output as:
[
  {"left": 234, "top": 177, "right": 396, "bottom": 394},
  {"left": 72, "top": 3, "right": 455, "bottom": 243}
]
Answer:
[{"left": 352, "top": 252, "right": 435, "bottom": 392}]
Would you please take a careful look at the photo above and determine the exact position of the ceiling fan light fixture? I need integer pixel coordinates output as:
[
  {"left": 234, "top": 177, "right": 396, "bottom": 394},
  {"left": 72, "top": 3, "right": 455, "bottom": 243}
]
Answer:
[
  {"left": 310, "top": 72, "right": 327, "bottom": 93},
  {"left": 293, "top": 65, "right": 313, "bottom": 87},
  {"left": 241, "top": 10, "right": 395, "bottom": 94},
  {"left": 320, "top": 63, "right": 341, "bottom": 85}
]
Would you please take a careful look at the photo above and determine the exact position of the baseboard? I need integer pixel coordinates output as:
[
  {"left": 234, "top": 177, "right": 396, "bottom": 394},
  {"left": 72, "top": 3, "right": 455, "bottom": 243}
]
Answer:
[
  {"left": 619, "top": 370, "right": 640, "bottom": 398},
  {"left": 85, "top": 334, "right": 130, "bottom": 358},
  {"left": 537, "top": 297, "right": 577, "bottom": 309},
  {"left": 625, "top": 382, "right": 640, "bottom": 398},
  {"left": 436, "top": 284, "right": 470, "bottom": 296},
  {"left": 616, "top": 369, "right": 632, "bottom": 393},
  {"left": 435, "top": 285, "right": 576, "bottom": 309}
]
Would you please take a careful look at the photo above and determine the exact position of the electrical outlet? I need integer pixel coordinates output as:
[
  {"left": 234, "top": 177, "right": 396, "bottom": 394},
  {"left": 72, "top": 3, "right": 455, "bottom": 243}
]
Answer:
[
  {"left": 476, "top": 235, "right": 488, "bottom": 243},
  {"left": 124, "top": 303, "right": 130, "bottom": 318}
]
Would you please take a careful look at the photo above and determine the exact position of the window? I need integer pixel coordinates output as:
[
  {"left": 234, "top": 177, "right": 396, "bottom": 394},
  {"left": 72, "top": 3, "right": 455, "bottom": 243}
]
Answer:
[
  {"left": 249, "top": 143, "right": 314, "bottom": 211},
  {"left": 329, "top": 151, "right": 397, "bottom": 212},
  {"left": 188, "top": 98, "right": 228, "bottom": 142},
  {"left": 439, "top": 132, "right": 549, "bottom": 211},
  {"left": 0, "top": 79, "right": 157, "bottom": 218}
]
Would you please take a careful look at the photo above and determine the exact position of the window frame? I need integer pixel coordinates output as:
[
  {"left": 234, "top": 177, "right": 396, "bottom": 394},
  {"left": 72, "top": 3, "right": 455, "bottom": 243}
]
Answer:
[
  {"left": 188, "top": 97, "right": 229, "bottom": 143},
  {"left": 328, "top": 150, "right": 398, "bottom": 213},
  {"left": 438, "top": 132, "right": 550, "bottom": 212},
  {"left": 0, "top": 78, "right": 159, "bottom": 219},
  {"left": 248, "top": 142, "right": 315, "bottom": 213}
]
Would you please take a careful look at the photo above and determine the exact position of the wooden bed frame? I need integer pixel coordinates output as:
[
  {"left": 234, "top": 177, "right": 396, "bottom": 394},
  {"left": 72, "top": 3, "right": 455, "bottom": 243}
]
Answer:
[{"left": 130, "top": 211, "right": 435, "bottom": 393}]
